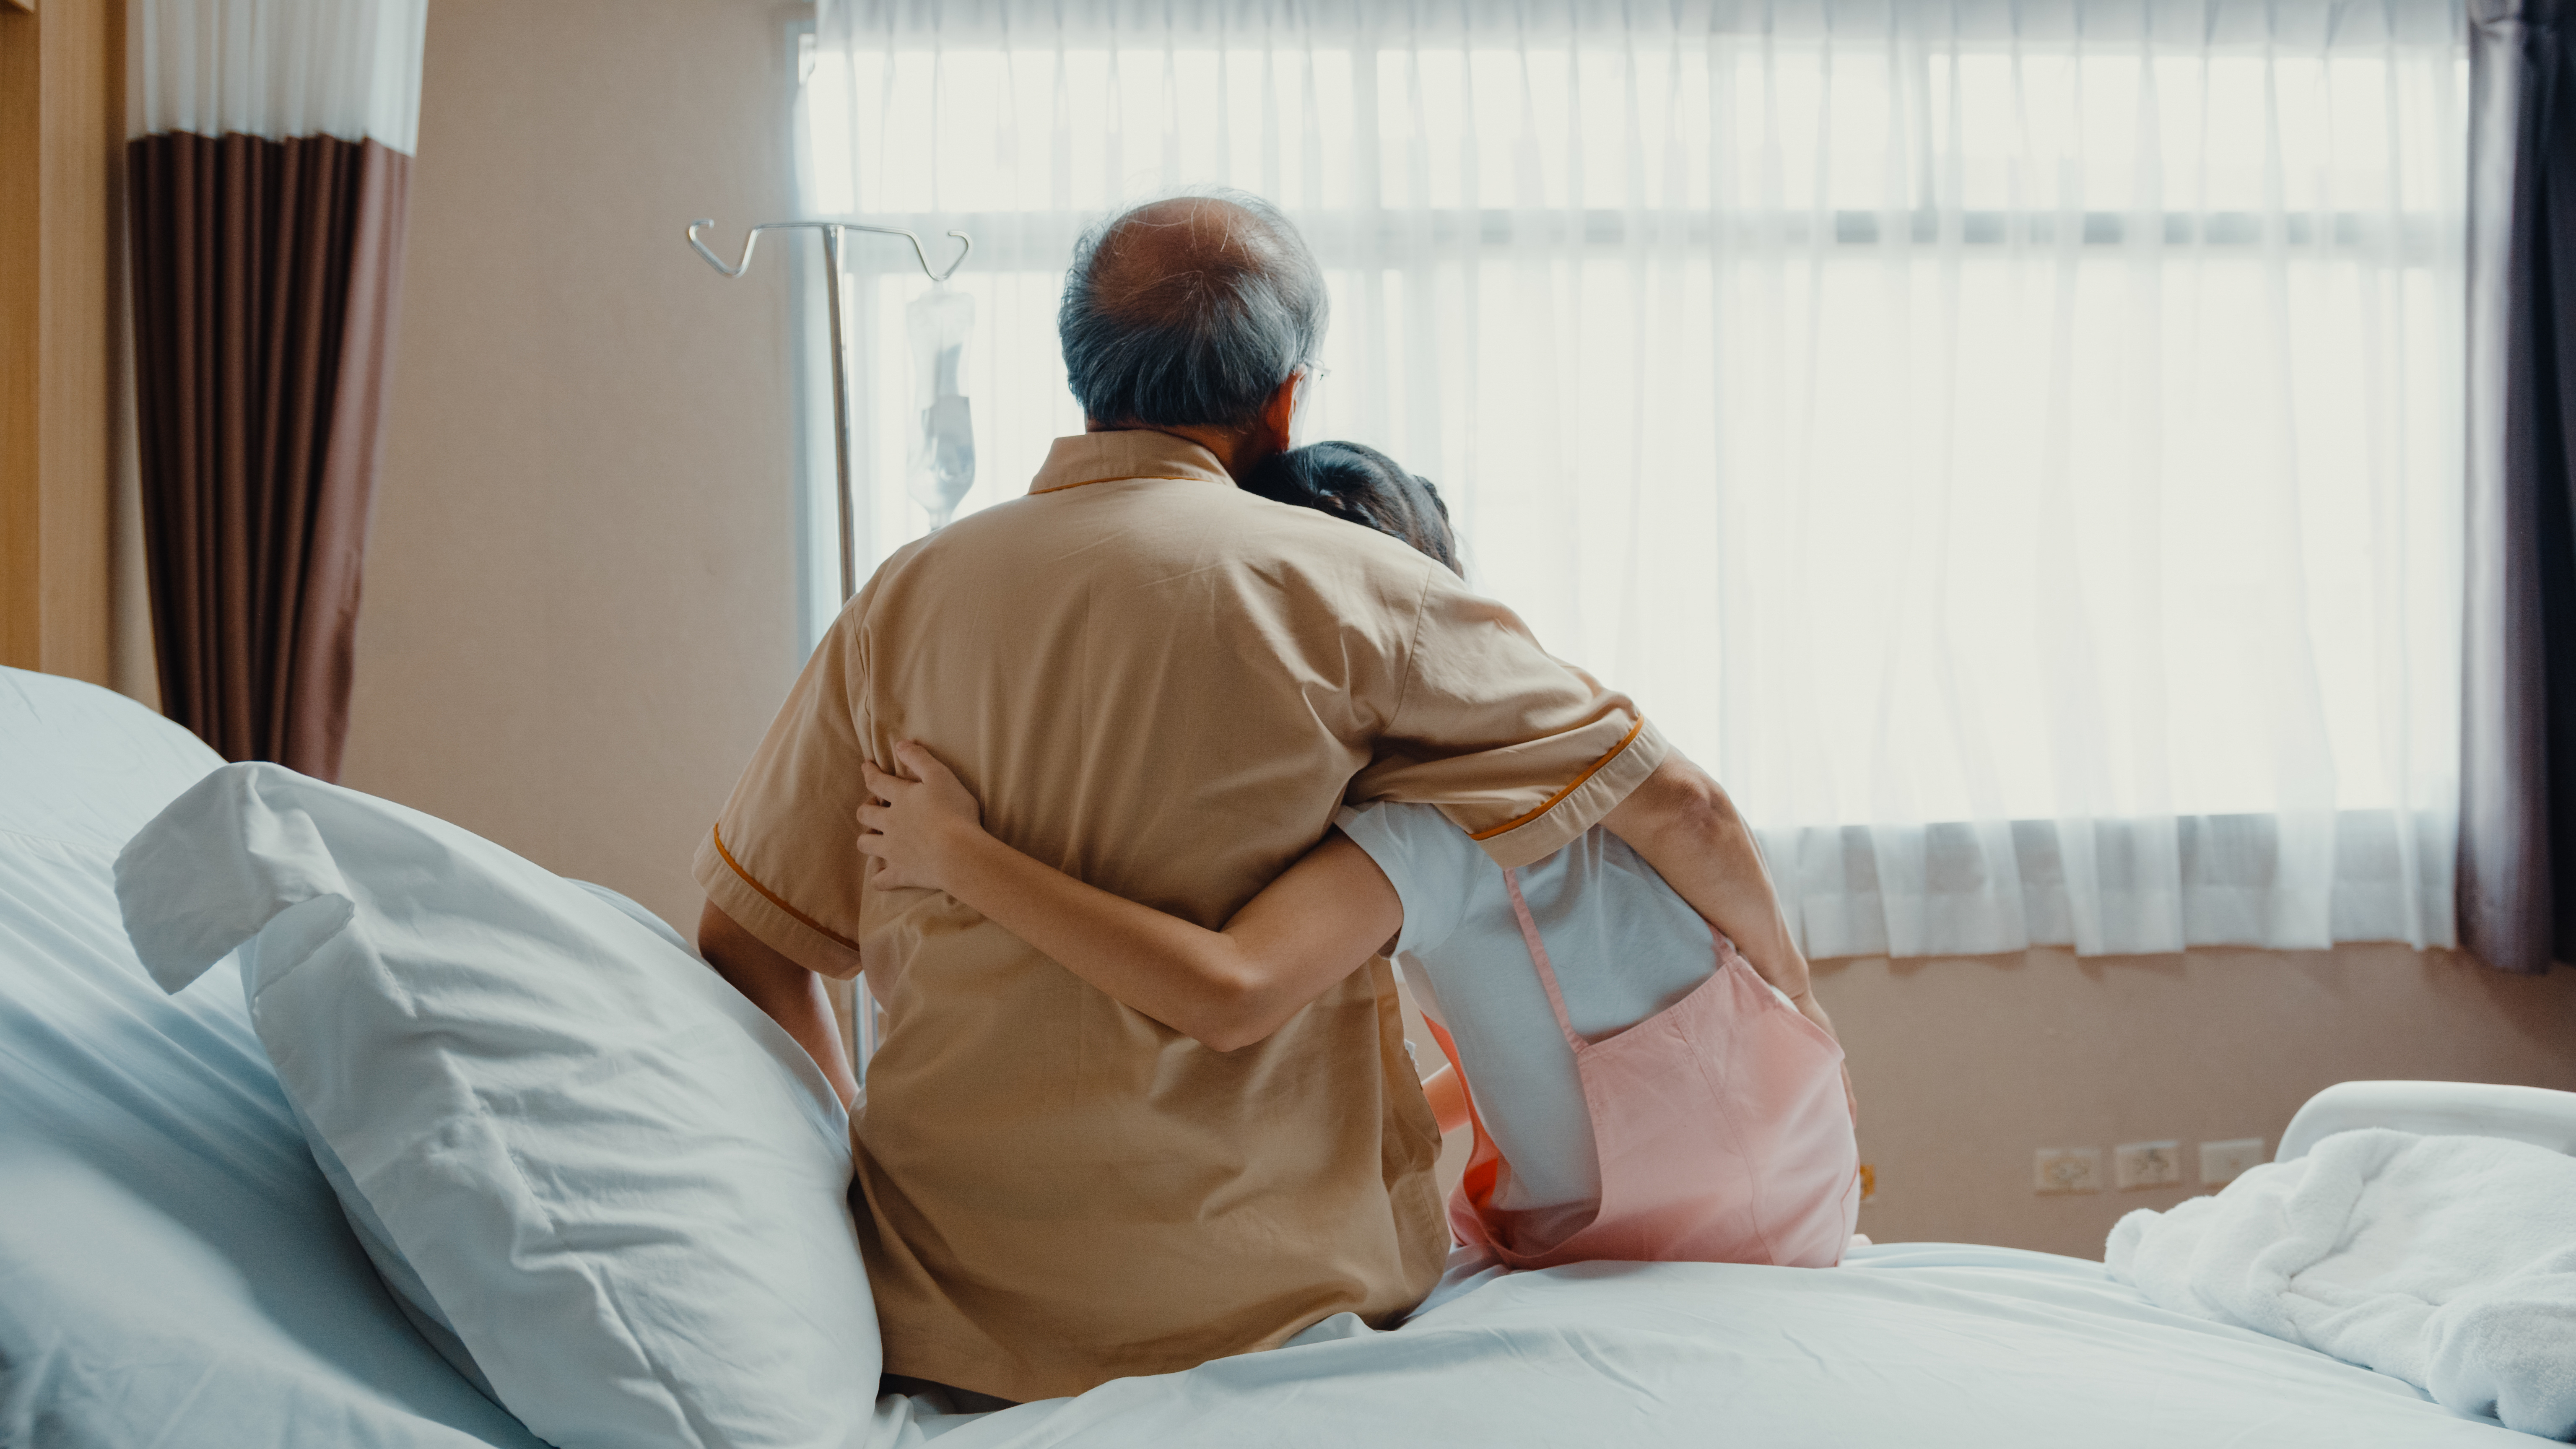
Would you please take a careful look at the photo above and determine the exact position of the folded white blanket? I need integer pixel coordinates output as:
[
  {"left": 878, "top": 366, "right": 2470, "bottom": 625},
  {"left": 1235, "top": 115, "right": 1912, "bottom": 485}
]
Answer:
[{"left": 2106, "top": 1129, "right": 2576, "bottom": 1439}]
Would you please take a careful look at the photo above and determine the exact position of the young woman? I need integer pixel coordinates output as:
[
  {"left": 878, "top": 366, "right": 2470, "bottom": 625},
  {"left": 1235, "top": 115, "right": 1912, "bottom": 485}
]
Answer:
[{"left": 857, "top": 441, "right": 1860, "bottom": 1270}]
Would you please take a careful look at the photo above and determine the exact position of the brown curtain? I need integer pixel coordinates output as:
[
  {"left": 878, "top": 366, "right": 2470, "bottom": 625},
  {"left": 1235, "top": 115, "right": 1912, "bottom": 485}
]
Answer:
[
  {"left": 2460, "top": 0, "right": 2576, "bottom": 974},
  {"left": 127, "top": 131, "right": 411, "bottom": 782}
]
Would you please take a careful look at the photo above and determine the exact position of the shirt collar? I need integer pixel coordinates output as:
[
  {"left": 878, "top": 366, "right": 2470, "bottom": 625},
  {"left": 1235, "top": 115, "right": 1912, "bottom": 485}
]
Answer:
[{"left": 1027, "top": 431, "right": 1233, "bottom": 495}]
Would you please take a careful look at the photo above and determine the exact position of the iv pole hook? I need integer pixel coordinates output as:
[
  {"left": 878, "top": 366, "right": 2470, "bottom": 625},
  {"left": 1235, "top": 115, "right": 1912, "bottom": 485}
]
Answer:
[
  {"left": 680, "top": 216, "right": 976, "bottom": 604},
  {"left": 685, "top": 218, "right": 973, "bottom": 283}
]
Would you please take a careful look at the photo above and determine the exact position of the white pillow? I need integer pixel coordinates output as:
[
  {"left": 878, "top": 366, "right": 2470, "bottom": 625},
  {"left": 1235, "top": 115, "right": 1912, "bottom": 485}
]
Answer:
[{"left": 116, "top": 763, "right": 880, "bottom": 1449}]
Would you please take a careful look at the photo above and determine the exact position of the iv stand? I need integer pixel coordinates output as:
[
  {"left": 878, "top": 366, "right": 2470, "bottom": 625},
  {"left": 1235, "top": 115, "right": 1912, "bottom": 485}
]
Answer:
[
  {"left": 685, "top": 217, "right": 971, "bottom": 1080},
  {"left": 685, "top": 218, "right": 972, "bottom": 600}
]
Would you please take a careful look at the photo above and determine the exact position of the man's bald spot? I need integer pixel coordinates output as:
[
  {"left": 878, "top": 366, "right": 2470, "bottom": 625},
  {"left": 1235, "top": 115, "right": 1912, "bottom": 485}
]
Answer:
[
  {"left": 1057, "top": 187, "right": 1325, "bottom": 430},
  {"left": 1083, "top": 196, "right": 1293, "bottom": 319}
]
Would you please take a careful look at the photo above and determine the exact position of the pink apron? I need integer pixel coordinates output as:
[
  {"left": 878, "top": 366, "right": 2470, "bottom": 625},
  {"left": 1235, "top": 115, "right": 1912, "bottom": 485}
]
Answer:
[{"left": 1433, "top": 869, "right": 1861, "bottom": 1270}]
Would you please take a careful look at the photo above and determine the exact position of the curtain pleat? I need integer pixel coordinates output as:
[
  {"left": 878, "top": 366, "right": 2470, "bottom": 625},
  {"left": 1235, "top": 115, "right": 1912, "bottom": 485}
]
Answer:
[
  {"left": 2461, "top": 0, "right": 2576, "bottom": 974},
  {"left": 128, "top": 130, "right": 411, "bottom": 780}
]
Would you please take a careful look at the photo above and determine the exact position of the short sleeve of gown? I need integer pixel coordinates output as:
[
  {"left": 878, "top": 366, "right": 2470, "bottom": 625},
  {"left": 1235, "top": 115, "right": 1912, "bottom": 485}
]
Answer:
[
  {"left": 1332, "top": 801, "right": 1493, "bottom": 958},
  {"left": 688, "top": 558, "right": 909, "bottom": 980},
  {"left": 1345, "top": 569, "right": 1669, "bottom": 870}
]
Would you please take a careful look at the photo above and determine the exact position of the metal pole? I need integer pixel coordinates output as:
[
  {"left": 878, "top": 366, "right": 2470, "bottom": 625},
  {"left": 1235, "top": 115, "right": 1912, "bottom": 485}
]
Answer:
[
  {"left": 821, "top": 226, "right": 859, "bottom": 604},
  {"left": 817, "top": 228, "right": 878, "bottom": 1075}
]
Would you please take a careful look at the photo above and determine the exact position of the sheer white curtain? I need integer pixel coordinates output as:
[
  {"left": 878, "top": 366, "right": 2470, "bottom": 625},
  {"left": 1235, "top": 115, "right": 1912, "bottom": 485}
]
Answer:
[{"left": 803, "top": 0, "right": 2468, "bottom": 959}]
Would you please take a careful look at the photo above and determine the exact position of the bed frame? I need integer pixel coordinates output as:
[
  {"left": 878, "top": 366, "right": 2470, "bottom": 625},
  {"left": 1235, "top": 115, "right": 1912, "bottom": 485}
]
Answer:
[{"left": 2277, "top": 1080, "right": 2576, "bottom": 1162}]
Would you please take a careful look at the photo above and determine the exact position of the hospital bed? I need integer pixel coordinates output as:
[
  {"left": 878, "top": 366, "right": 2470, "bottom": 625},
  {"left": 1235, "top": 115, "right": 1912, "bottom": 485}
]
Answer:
[{"left": 0, "top": 663, "right": 2554, "bottom": 1447}]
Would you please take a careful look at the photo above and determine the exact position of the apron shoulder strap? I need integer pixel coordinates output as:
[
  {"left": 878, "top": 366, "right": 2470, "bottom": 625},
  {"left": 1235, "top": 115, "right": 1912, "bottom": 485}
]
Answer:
[{"left": 1500, "top": 867, "right": 1588, "bottom": 1054}]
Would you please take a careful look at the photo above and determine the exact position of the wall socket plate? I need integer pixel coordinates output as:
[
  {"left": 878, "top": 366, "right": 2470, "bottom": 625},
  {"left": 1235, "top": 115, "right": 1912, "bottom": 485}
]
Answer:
[
  {"left": 2113, "top": 1140, "right": 2182, "bottom": 1190},
  {"left": 2033, "top": 1147, "right": 2103, "bottom": 1195},
  {"left": 2200, "top": 1137, "right": 2268, "bottom": 1187}
]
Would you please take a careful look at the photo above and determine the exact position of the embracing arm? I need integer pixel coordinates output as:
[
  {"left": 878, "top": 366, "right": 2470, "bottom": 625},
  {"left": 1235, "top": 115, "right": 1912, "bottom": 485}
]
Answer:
[
  {"left": 1600, "top": 755, "right": 1809, "bottom": 1003},
  {"left": 1601, "top": 752, "right": 1854, "bottom": 1114},
  {"left": 697, "top": 901, "right": 862, "bottom": 1108},
  {"left": 857, "top": 743, "right": 1402, "bottom": 1053}
]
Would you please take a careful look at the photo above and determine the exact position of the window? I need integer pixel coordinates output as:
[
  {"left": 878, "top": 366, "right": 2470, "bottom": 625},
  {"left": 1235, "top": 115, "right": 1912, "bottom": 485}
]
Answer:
[{"left": 797, "top": 0, "right": 2467, "bottom": 957}]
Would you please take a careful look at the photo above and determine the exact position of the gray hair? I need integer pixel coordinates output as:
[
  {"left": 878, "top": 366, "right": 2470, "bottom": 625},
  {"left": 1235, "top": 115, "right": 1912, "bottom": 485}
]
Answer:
[{"left": 1057, "top": 190, "right": 1328, "bottom": 431}]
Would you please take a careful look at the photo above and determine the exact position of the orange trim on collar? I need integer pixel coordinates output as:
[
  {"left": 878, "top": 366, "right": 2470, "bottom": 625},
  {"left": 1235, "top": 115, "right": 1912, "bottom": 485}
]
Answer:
[
  {"left": 708, "top": 823, "right": 866, "bottom": 954},
  {"left": 1466, "top": 716, "right": 1650, "bottom": 842}
]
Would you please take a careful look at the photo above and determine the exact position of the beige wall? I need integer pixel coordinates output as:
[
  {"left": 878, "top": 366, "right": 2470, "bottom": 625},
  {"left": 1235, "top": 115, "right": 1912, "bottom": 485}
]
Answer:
[
  {"left": 342, "top": 0, "right": 807, "bottom": 929},
  {"left": 348, "top": 0, "right": 2576, "bottom": 1260},
  {"left": 1831, "top": 943, "right": 2576, "bottom": 1257}
]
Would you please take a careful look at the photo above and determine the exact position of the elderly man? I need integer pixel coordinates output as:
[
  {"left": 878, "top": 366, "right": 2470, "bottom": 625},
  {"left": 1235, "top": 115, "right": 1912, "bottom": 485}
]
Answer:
[{"left": 693, "top": 192, "right": 1812, "bottom": 1405}]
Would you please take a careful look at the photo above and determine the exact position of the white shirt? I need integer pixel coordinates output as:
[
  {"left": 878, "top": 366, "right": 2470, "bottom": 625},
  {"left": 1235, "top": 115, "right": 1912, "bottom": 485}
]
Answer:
[{"left": 1333, "top": 801, "right": 1719, "bottom": 1242}]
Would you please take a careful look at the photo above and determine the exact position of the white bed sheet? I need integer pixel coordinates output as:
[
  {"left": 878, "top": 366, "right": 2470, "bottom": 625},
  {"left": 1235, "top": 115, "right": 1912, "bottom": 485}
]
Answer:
[
  {"left": 0, "top": 667, "right": 2540, "bottom": 1447},
  {"left": 883, "top": 1244, "right": 2528, "bottom": 1448}
]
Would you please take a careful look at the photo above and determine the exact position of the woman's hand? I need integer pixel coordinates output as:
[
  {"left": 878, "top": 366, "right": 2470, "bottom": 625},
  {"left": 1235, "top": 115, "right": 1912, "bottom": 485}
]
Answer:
[{"left": 857, "top": 741, "right": 988, "bottom": 893}]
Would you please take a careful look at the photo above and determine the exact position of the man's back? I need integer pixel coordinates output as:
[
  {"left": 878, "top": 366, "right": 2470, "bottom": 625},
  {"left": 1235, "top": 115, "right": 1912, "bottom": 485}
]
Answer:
[
  {"left": 864, "top": 461, "right": 1416, "bottom": 935},
  {"left": 848, "top": 437, "right": 1446, "bottom": 1399},
  {"left": 696, "top": 432, "right": 1662, "bottom": 1400}
]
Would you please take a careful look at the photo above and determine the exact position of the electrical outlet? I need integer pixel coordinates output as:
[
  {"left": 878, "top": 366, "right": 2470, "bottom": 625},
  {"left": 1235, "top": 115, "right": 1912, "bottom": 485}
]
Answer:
[
  {"left": 2199, "top": 1137, "right": 2268, "bottom": 1187},
  {"left": 2114, "top": 1140, "right": 2182, "bottom": 1190},
  {"left": 2033, "top": 1148, "right": 2103, "bottom": 1195}
]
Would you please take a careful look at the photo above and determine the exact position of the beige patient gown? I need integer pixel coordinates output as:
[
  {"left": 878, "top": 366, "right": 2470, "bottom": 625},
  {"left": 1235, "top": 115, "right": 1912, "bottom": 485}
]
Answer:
[{"left": 693, "top": 430, "right": 1667, "bottom": 1403}]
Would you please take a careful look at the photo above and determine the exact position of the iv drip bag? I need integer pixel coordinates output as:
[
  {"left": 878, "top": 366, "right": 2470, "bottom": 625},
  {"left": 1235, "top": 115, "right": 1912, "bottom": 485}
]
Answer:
[{"left": 905, "top": 287, "right": 976, "bottom": 529}]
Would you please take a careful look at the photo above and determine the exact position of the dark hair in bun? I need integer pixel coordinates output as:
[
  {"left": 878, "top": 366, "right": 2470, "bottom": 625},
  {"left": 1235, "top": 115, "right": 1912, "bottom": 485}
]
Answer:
[{"left": 1241, "top": 440, "right": 1462, "bottom": 576}]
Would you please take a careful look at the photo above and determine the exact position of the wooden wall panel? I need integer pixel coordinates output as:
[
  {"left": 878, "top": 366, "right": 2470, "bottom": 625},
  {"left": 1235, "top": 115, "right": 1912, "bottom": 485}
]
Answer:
[
  {"left": 0, "top": 9, "right": 40, "bottom": 667},
  {"left": 0, "top": 0, "right": 121, "bottom": 686}
]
